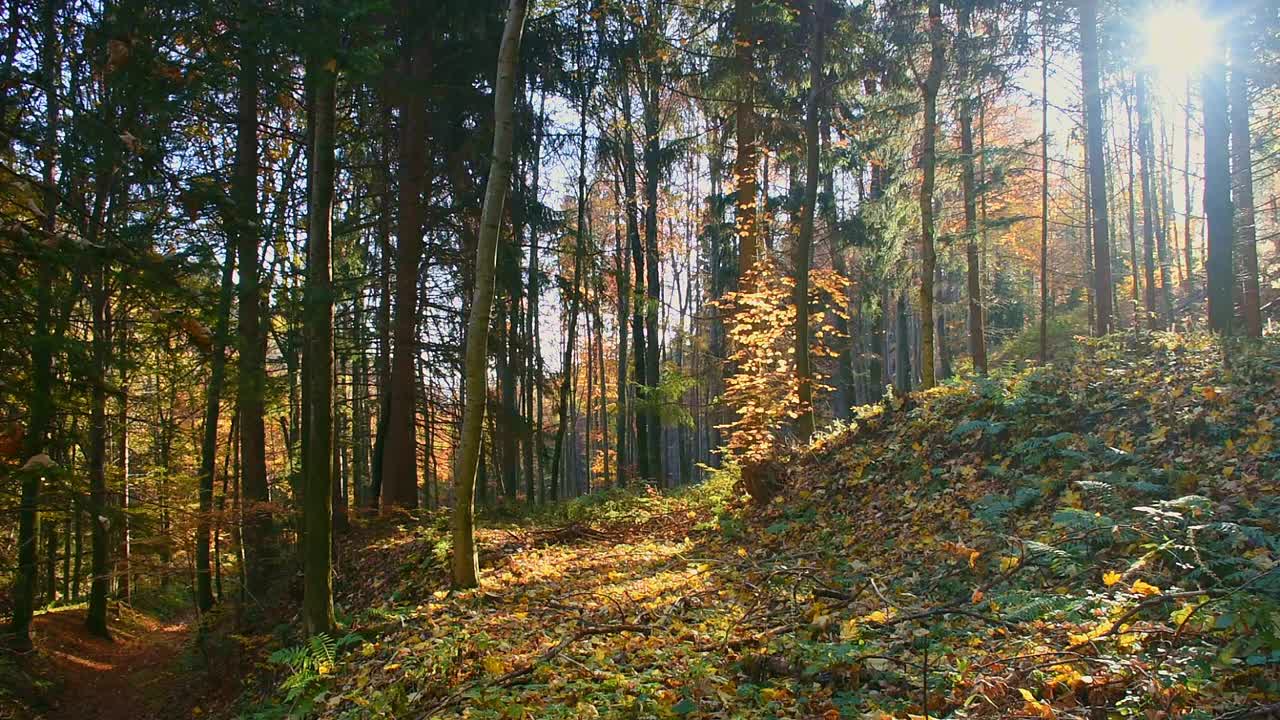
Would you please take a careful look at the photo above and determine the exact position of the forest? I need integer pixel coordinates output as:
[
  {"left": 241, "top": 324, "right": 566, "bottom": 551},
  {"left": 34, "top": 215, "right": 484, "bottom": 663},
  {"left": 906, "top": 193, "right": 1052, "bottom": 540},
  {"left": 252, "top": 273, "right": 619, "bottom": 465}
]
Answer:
[{"left": 0, "top": 0, "right": 1278, "bottom": 717}]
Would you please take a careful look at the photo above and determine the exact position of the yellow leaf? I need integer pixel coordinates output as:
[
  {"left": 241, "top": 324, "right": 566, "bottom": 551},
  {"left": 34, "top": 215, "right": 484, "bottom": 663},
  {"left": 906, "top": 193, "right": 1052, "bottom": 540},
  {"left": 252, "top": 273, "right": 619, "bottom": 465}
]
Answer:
[
  {"left": 1000, "top": 556, "right": 1020, "bottom": 572},
  {"left": 483, "top": 655, "right": 506, "bottom": 675},
  {"left": 839, "top": 617, "right": 859, "bottom": 639},
  {"left": 1131, "top": 579, "right": 1161, "bottom": 597},
  {"left": 1102, "top": 571, "right": 1122, "bottom": 587},
  {"left": 865, "top": 610, "right": 890, "bottom": 623}
]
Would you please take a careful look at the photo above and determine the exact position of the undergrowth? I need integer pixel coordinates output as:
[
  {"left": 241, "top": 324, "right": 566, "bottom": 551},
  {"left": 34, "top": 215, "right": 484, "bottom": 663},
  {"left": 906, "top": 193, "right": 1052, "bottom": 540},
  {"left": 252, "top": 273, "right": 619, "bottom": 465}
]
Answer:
[{"left": 253, "top": 332, "right": 1278, "bottom": 719}]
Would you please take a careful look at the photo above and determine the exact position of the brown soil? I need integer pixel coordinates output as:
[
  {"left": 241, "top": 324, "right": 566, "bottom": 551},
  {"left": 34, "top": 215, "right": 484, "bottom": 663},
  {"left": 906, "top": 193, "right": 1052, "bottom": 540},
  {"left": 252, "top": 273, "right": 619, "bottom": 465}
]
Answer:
[{"left": 29, "top": 606, "right": 199, "bottom": 720}]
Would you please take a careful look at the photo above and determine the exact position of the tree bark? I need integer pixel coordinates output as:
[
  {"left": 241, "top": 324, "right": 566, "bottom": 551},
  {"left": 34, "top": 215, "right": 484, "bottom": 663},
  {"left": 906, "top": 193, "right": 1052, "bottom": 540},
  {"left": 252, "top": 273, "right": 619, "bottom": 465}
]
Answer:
[
  {"left": 235, "top": 3, "right": 273, "bottom": 600},
  {"left": 794, "top": 0, "right": 823, "bottom": 441},
  {"left": 1229, "top": 26, "right": 1260, "bottom": 337},
  {"left": 196, "top": 233, "right": 236, "bottom": 612},
  {"left": 451, "top": 0, "right": 529, "bottom": 588},
  {"left": 917, "top": 0, "right": 945, "bottom": 388},
  {"left": 301, "top": 30, "right": 337, "bottom": 637},
  {"left": 1202, "top": 3, "right": 1233, "bottom": 334},
  {"left": 1080, "top": 0, "right": 1114, "bottom": 335},
  {"left": 957, "top": 5, "right": 986, "bottom": 375},
  {"left": 10, "top": 0, "right": 60, "bottom": 650},
  {"left": 382, "top": 21, "right": 431, "bottom": 509}
]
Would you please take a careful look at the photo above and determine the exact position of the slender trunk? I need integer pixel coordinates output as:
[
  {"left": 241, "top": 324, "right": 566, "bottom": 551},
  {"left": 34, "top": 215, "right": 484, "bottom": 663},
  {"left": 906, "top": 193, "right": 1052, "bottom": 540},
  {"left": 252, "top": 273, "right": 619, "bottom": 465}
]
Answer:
[
  {"left": 10, "top": 0, "right": 60, "bottom": 649},
  {"left": 1229, "top": 27, "right": 1260, "bottom": 337},
  {"left": 1038, "top": 17, "right": 1049, "bottom": 364},
  {"left": 1203, "top": 3, "right": 1233, "bottom": 334},
  {"left": 1182, "top": 78, "right": 1195, "bottom": 298},
  {"left": 235, "top": 4, "right": 273, "bottom": 599},
  {"left": 87, "top": 275, "right": 111, "bottom": 638},
  {"left": 620, "top": 75, "right": 649, "bottom": 484},
  {"left": 451, "top": 0, "right": 528, "bottom": 588},
  {"left": 794, "top": 1, "right": 823, "bottom": 441},
  {"left": 383, "top": 24, "right": 430, "bottom": 509},
  {"left": 957, "top": 6, "right": 986, "bottom": 375},
  {"left": 301, "top": 31, "right": 336, "bottom": 637},
  {"left": 1137, "top": 72, "right": 1160, "bottom": 329},
  {"left": 1125, "top": 80, "right": 1141, "bottom": 333},
  {"left": 641, "top": 13, "right": 663, "bottom": 485},
  {"left": 1080, "top": 0, "right": 1114, "bottom": 335},
  {"left": 734, "top": 0, "right": 759, "bottom": 286},
  {"left": 196, "top": 234, "right": 236, "bottom": 612},
  {"left": 918, "top": 0, "right": 945, "bottom": 387}
]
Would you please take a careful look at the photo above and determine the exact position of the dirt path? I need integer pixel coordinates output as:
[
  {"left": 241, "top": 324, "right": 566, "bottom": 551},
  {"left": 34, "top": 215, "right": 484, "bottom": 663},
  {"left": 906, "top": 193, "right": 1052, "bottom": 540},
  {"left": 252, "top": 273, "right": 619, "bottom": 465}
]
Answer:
[{"left": 32, "top": 607, "right": 195, "bottom": 720}]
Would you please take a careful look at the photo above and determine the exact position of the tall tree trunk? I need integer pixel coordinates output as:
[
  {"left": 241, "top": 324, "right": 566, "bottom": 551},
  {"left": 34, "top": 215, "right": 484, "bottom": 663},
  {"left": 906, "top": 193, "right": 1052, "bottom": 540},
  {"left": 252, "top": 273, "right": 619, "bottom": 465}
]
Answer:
[
  {"left": 87, "top": 275, "right": 111, "bottom": 639},
  {"left": 1203, "top": 2, "right": 1233, "bottom": 334},
  {"left": 1182, "top": 78, "right": 1195, "bottom": 298},
  {"left": 196, "top": 234, "right": 236, "bottom": 612},
  {"left": 524, "top": 89, "right": 545, "bottom": 503},
  {"left": 10, "top": 0, "right": 60, "bottom": 650},
  {"left": 734, "top": 0, "right": 759, "bottom": 286},
  {"left": 620, "top": 72, "right": 649, "bottom": 484},
  {"left": 641, "top": 12, "right": 663, "bottom": 485},
  {"left": 301, "top": 30, "right": 336, "bottom": 637},
  {"left": 957, "top": 5, "right": 986, "bottom": 375},
  {"left": 794, "top": 0, "right": 823, "bottom": 441},
  {"left": 1229, "top": 25, "right": 1260, "bottom": 337},
  {"left": 1125, "top": 80, "right": 1141, "bottom": 333},
  {"left": 452, "top": 0, "right": 529, "bottom": 588},
  {"left": 1038, "top": 16, "right": 1049, "bottom": 364},
  {"left": 1080, "top": 0, "right": 1113, "bottom": 335},
  {"left": 235, "top": 3, "right": 273, "bottom": 599},
  {"left": 383, "top": 22, "right": 431, "bottom": 509},
  {"left": 1137, "top": 72, "right": 1160, "bottom": 330},
  {"left": 917, "top": 0, "right": 945, "bottom": 388}
]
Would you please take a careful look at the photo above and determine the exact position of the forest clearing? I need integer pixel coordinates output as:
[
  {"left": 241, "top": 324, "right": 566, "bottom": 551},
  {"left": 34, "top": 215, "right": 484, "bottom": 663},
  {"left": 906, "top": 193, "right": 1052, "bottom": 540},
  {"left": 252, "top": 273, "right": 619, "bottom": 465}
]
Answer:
[{"left": 1, "top": 0, "right": 1279, "bottom": 717}]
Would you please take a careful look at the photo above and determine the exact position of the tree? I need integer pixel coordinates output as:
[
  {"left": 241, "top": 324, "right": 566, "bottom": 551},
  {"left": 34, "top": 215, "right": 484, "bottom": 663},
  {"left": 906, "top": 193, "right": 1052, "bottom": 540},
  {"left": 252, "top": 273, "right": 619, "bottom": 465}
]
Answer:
[
  {"left": 301, "top": 7, "right": 338, "bottom": 636},
  {"left": 1229, "top": 14, "right": 1261, "bottom": 338},
  {"left": 917, "top": 0, "right": 945, "bottom": 388},
  {"left": 1202, "top": 0, "right": 1232, "bottom": 334},
  {"left": 9, "top": 0, "right": 60, "bottom": 650},
  {"left": 793, "top": 0, "right": 824, "bottom": 441},
  {"left": 235, "top": 1, "right": 274, "bottom": 599},
  {"left": 1080, "top": 0, "right": 1113, "bottom": 335},
  {"left": 956, "top": 3, "right": 986, "bottom": 375},
  {"left": 452, "top": 0, "right": 530, "bottom": 588},
  {"left": 381, "top": 8, "right": 431, "bottom": 510}
]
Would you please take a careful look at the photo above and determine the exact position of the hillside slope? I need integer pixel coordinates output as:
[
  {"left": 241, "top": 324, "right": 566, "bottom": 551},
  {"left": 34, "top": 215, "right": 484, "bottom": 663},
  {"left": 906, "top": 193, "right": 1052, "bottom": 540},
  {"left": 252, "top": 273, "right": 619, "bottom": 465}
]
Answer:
[{"left": 258, "top": 334, "right": 1279, "bottom": 719}]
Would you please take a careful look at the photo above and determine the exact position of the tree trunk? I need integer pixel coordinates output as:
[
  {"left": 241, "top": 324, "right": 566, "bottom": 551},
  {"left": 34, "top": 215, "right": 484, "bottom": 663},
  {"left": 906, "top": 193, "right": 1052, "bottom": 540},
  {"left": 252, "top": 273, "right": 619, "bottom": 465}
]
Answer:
[
  {"left": 301, "top": 32, "right": 336, "bottom": 637},
  {"left": 382, "top": 24, "right": 431, "bottom": 509},
  {"left": 1137, "top": 72, "right": 1160, "bottom": 330},
  {"left": 196, "top": 232, "right": 236, "bottom": 612},
  {"left": 794, "top": 0, "right": 823, "bottom": 441},
  {"left": 87, "top": 276, "right": 111, "bottom": 639},
  {"left": 918, "top": 0, "right": 945, "bottom": 388},
  {"left": 452, "top": 0, "right": 529, "bottom": 588},
  {"left": 1203, "top": 4, "right": 1233, "bottom": 334},
  {"left": 641, "top": 12, "right": 663, "bottom": 485},
  {"left": 1229, "top": 27, "right": 1260, "bottom": 337},
  {"left": 1080, "top": 0, "right": 1114, "bottom": 335},
  {"left": 957, "top": 6, "right": 986, "bottom": 375},
  {"left": 1038, "top": 17, "right": 1049, "bottom": 364},
  {"left": 734, "top": 0, "right": 759, "bottom": 286},
  {"left": 10, "top": 0, "right": 60, "bottom": 649},
  {"left": 236, "top": 4, "right": 273, "bottom": 599}
]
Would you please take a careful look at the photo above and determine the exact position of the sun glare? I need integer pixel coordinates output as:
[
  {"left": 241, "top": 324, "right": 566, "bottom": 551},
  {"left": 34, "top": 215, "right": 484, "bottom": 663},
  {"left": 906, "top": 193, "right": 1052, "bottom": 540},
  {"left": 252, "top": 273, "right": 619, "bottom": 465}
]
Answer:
[{"left": 1142, "top": 3, "right": 1217, "bottom": 82}]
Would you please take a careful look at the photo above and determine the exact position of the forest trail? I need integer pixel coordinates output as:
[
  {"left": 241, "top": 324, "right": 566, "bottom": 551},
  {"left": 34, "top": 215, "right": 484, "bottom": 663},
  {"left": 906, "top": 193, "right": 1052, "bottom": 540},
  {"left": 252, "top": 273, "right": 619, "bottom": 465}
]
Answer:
[{"left": 32, "top": 606, "right": 194, "bottom": 720}]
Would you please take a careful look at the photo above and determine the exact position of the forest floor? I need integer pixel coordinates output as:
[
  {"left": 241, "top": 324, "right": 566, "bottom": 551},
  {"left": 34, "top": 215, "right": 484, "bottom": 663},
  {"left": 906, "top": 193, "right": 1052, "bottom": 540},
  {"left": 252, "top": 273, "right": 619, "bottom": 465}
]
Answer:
[
  {"left": 248, "top": 333, "right": 1279, "bottom": 719},
  {"left": 11, "top": 605, "right": 201, "bottom": 720}
]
